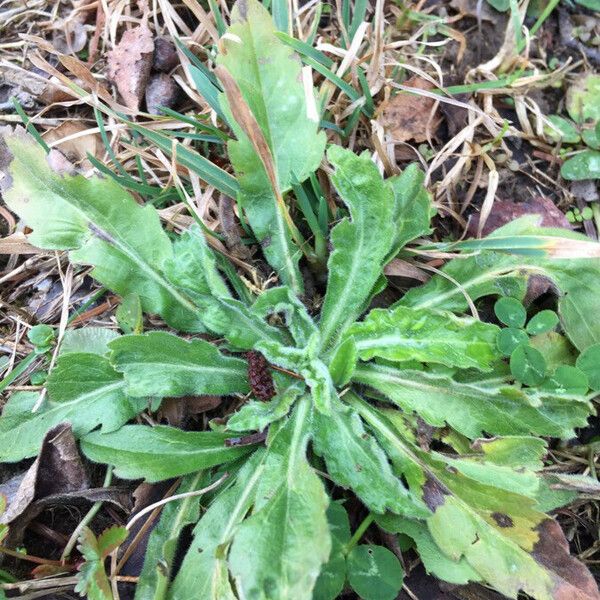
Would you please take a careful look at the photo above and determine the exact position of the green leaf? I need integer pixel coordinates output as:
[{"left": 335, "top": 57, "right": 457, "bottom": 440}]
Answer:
[
  {"left": 542, "top": 365, "right": 589, "bottom": 396},
  {"left": 486, "top": 0, "right": 510, "bottom": 10},
  {"left": 347, "top": 305, "right": 499, "bottom": 371},
  {"left": 216, "top": 0, "right": 326, "bottom": 292},
  {"left": 582, "top": 126, "right": 600, "bottom": 150},
  {"left": 319, "top": 146, "right": 395, "bottom": 352},
  {"left": 116, "top": 294, "right": 143, "bottom": 335},
  {"left": 252, "top": 286, "right": 318, "bottom": 348},
  {"left": 574, "top": 0, "right": 600, "bottom": 9},
  {"left": 400, "top": 217, "right": 600, "bottom": 352},
  {"left": 350, "top": 395, "right": 599, "bottom": 600},
  {"left": 0, "top": 127, "right": 204, "bottom": 332},
  {"left": 165, "top": 225, "right": 231, "bottom": 303},
  {"left": 313, "top": 502, "right": 349, "bottom": 600},
  {"left": 228, "top": 398, "right": 331, "bottom": 600},
  {"left": 312, "top": 398, "right": 427, "bottom": 516},
  {"left": 60, "top": 327, "right": 120, "bottom": 356},
  {"left": 346, "top": 545, "right": 404, "bottom": 600},
  {"left": 497, "top": 327, "right": 529, "bottom": 356},
  {"left": 387, "top": 163, "right": 433, "bottom": 254},
  {"left": 377, "top": 516, "right": 480, "bottom": 585},
  {"left": 353, "top": 362, "right": 592, "bottom": 439},
  {"left": 28, "top": 324, "right": 55, "bottom": 351},
  {"left": 567, "top": 74, "right": 600, "bottom": 124},
  {"left": 108, "top": 332, "right": 249, "bottom": 398},
  {"left": 0, "top": 353, "right": 138, "bottom": 462},
  {"left": 75, "top": 526, "right": 127, "bottom": 600},
  {"left": 494, "top": 297, "right": 527, "bottom": 328},
  {"left": 526, "top": 310, "right": 559, "bottom": 335},
  {"left": 561, "top": 150, "right": 600, "bottom": 180},
  {"left": 529, "top": 332, "right": 577, "bottom": 369},
  {"left": 168, "top": 453, "right": 266, "bottom": 600},
  {"left": 227, "top": 376, "right": 304, "bottom": 432},
  {"left": 544, "top": 115, "right": 581, "bottom": 144},
  {"left": 576, "top": 343, "right": 600, "bottom": 392},
  {"left": 510, "top": 344, "right": 547, "bottom": 386},
  {"left": 81, "top": 425, "right": 252, "bottom": 481},
  {"left": 135, "top": 473, "right": 208, "bottom": 600},
  {"left": 328, "top": 337, "right": 358, "bottom": 386}
]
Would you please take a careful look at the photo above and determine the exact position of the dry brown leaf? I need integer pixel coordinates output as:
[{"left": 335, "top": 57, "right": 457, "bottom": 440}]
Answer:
[
  {"left": 378, "top": 76, "right": 442, "bottom": 143},
  {"left": 0, "top": 424, "right": 130, "bottom": 546},
  {"left": 532, "top": 519, "right": 600, "bottom": 600},
  {"left": 42, "top": 121, "right": 101, "bottom": 169},
  {"left": 0, "top": 232, "right": 42, "bottom": 255},
  {"left": 468, "top": 196, "right": 572, "bottom": 238},
  {"left": 107, "top": 23, "right": 155, "bottom": 111},
  {"left": 160, "top": 395, "right": 222, "bottom": 427}
]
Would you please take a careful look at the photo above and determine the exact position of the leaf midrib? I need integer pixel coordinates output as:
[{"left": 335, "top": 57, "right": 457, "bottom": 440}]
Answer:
[{"left": 34, "top": 166, "right": 199, "bottom": 317}]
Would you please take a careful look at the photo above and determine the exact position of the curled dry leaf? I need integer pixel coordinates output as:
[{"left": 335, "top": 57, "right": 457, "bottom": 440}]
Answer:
[
  {"left": 0, "top": 423, "right": 130, "bottom": 546},
  {"left": 106, "top": 23, "right": 155, "bottom": 111},
  {"left": 468, "top": 196, "right": 572, "bottom": 238},
  {"left": 160, "top": 395, "right": 222, "bottom": 427},
  {"left": 42, "top": 121, "right": 101, "bottom": 169},
  {"left": 377, "top": 76, "right": 442, "bottom": 143},
  {"left": 532, "top": 518, "right": 600, "bottom": 600}
]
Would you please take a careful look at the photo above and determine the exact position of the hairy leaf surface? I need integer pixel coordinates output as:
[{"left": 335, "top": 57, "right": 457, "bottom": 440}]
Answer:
[
  {"left": 0, "top": 353, "right": 139, "bottom": 462},
  {"left": 351, "top": 395, "right": 600, "bottom": 600},
  {"left": 216, "top": 0, "right": 326, "bottom": 292},
  {"left": 319, "top": 146, "right": 395, "bottom": 351},
  {"left": 136, "top": 473, "right": 208, "bottom": 600},
  {"left": 228, "top": 398, "right": 331, "bottom": 600},
  {"left": 347, "top": 306, "right": 499, "bottom": 370},
  {"left": 81, "top": 425, "right": 252, "bottom": 481},
  {"left": 353, "top": 362, "right": 592, "bottom": 439},
  {"left": 0, "top": 127, "right": 203, "bottom": 332},
  {"left": 108, "top": 332, "right": 249, "bottom": 398},
  {"left": 312, "top": 398, "right": 427, "bottom": 516},
  {"left": 169, "top": 453, "right": 266, "bottom": 600},
  {"left": 401, "top": 217, "right": 600, "bottom": 351}
]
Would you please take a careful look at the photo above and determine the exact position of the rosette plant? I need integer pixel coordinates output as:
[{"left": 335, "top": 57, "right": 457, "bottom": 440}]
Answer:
[{"left": 2, "top": 1, "right": 600, "bottom": 599}]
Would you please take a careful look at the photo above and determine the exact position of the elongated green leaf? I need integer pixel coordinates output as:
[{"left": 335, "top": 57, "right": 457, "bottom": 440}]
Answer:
[
  {"left": 350, "top": 395, "right": 600, "bottom": 600},
  {"left": 0, "top": 127, "right": 204, "bottom": 332},
  {"left": 169, "top": 452, "right": 266, "bottom": 600},
  {"left": 81, "top": 425, "right": 252, "bottom": 481},
  {"left": 252, "top": 286, "right": 318, "bottom": 348},
  {"left": 136, "top": 472, "right": 208, "bottom": 600},
  {"left": 312, "top": 398, "right": 427, "bottom": 516},
  {"left": 353, "top": 362, "right": 592, "bottom": 439},
  {"left": 347, "top": 306, "right": 499, "bottom": 371},
  {"left": 319, "top": 146, "right": 395, "bottom": 352},
  {"left": 376, "top": 516, "right": 481, "bottom": 585},
  {"left": 0, "top": 353, "right": 139, "bottom": 462},
  {"left": 387, "top": 163, "right": 433, "bottom": 254},
  {"left": 128, "top": 124, "right": 239, "bottom": 197},
  {"left": 228, "top": 398, "right": 331, "bottom": 600},
  {"left": 165, "top": 225, "right": 232, "bottom": 302},
  {"left": 60, "top": 327, "right": 120, "bottom": 356},
  {"left": 313, "top": 502, "right": 350, "bottom": 600},
  {"left": 227, "top": 375, "right": 304, "bottom": 432},
  {"left": 216, "top": 0, "right": 326, "bottom": 292},
  {"left": 401, "top": 217, "right": 600, "bottom": 351},
  {"left": 108, "top": 332, "right": 249, "bottom": 398}
]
